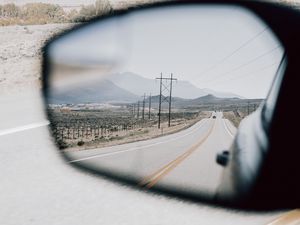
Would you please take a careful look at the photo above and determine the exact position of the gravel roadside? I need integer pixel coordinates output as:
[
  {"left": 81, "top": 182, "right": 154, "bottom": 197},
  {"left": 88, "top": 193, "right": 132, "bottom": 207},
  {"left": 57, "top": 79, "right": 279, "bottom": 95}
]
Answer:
[{"left": 0, "top": 23, "right": 73, "bottom": 95}]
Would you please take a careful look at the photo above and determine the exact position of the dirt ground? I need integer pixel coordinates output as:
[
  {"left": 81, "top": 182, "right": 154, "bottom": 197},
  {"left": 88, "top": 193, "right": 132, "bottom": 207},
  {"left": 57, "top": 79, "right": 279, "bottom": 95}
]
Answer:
[{"left": 0, "top": 23, "right": 74, "bottom": 95}]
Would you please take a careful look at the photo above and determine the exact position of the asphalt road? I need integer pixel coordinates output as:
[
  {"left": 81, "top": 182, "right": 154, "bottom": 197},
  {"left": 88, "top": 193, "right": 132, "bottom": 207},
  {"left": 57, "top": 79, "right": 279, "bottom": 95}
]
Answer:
[
  {"left": 68, "top": 111, "right": 236, "bottom": 196},
  {"left": 0, "top": 91, "right": 284, "bottom": 225}
]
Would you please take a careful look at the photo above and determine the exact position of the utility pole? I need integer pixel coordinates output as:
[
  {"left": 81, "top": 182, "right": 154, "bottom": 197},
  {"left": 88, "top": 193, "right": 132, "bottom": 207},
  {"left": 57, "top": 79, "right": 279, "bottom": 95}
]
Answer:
[
  {"left": 142, "top": 93, "right": 146, "bottom": 120},
  {"left": 137, "top": 101, "right": 140, "bottom": 119},
  {"left": 168, "top": 73, "right": 173, "bottom": 127},
  {"left": 247, "top": 101, "right": 250, "bottom": 115},
  {"left": 148, "top": 93, "right": 151, "bottom": 120},
  {"left": 156, "top": 73, "right": 177, "bottom": 128},
  {"left": 157, "top": 73, "right": 163, "bottom": 129}
]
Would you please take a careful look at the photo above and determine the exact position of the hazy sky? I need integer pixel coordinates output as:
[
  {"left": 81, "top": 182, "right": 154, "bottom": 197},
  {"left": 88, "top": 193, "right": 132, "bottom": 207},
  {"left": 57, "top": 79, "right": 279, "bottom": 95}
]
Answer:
[
  {"left": 51, "top": 4, "right": 284, "bottom": 99},
  {"left": 118, "top": 6, "right": 284, "bottom": 98}
]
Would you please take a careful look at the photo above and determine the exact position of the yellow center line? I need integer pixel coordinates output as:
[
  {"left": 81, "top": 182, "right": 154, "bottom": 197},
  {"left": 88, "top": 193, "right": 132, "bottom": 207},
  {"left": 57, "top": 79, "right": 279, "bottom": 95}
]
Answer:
[
  {"left": 138, "top": 120, "right": 210, "bottom": 186},
  {"left": 266, "top": 209, "right": 300, "bottom": 225},
  {"left": 139, "top": 119, "right": 216, "bottom": 189}
]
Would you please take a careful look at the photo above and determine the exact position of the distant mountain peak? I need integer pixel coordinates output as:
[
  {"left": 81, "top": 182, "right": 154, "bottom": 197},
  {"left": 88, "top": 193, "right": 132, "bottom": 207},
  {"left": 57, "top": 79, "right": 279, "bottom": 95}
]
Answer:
[
  {"left": 200, "top": 94, "right": 218, "bottom": 99},
  {"left": 49, "top": 78, "right": 139, "bottom": 104},
  {"left": 108, "top": 72, "right": 243, "bottom": 100}
]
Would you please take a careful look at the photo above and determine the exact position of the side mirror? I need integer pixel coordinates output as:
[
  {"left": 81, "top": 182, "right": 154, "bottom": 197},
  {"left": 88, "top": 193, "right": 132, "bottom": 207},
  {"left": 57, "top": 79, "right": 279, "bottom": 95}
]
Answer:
[
  {"left": 42, "top": 1, "right": 300, "bottom": 210},
  {"left": 216, "top": 150, "right": 230, "bottom": 167}
]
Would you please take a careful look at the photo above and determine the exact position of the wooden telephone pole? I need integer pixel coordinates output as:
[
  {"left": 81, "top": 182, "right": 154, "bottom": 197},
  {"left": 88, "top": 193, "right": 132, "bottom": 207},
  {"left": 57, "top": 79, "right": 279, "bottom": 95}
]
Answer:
[
  {"left": 156, "top": 73, "right": 177, "bottom": 128},
  {"left": 148, "top": 93, "right": 151, "bottom": 120}
]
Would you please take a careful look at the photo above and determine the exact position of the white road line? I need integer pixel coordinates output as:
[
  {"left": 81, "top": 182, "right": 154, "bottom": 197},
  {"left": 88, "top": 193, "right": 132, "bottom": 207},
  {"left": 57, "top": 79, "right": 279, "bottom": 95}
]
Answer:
[
  {"left": 69, "top": 119, "right": 211, "bottom": 163},
  {"left": 0, "top": 121, "right": 50, "bottom": 136},
  {"left": 222, "top": 119, "right": 235, "bottom": 138}
]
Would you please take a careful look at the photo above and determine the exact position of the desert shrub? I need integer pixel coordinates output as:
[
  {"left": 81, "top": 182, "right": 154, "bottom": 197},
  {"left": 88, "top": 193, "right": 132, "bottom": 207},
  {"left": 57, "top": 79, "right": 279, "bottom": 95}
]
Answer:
[
  {"left": 110, "top": 136, "right": 122, "bottom": 141},
  {"left": 67, "top": 9, "right": 80, "bottom": 23},
  {"left": 75, "top": 4, "right": 96, "bottom": 22},
  {"left": 142, "top": 129, "right": 149, "bottom": 134},
  {"left": 74, "top": 0, "right": 112, "bottom": 22},
  {"left": 0, "top": 4, "right": 21, "bottom": 17},
  {"left": 21, "top": 3, "right": 67, "bottom": 24},
  {"left": 95, "top": 0, "right": 112, "bottom": 15},
  {"left": 57, "top": 140, "right": 69, "bottom": 149},
  {"left": 77, "top": 141, "right": 85, "bottom": 146},
  {"left": 0, "top": 0, "right": 112, "bottom": 26}
]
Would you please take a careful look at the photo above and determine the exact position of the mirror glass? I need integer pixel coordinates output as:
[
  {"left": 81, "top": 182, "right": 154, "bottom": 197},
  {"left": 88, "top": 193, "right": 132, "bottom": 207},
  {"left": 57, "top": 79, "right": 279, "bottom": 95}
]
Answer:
[{"left": 45, "top": 5, "right": 284, "bottom": 198}]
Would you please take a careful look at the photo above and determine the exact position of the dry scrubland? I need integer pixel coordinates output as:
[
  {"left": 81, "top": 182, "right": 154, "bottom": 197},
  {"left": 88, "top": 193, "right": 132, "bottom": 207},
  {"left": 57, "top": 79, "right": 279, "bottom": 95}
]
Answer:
[
  {"left": 0, "top": 0, "right": 112, "bottom": 25},
  {"left": 0, "top": 23, "right": 72, "bottom": 95},
  {"left": 49, "top": 109, "right": 211, "bottom": 151},
  {"left": 0, "top": 1, "right": 160, "bottom": 26}
]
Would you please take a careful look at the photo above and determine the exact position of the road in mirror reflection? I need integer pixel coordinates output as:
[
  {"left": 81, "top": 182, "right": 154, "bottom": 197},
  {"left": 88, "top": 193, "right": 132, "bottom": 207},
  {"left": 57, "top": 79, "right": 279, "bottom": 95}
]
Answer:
[{"left": 46, "top": 5, "right": 283, "bottom": 197}]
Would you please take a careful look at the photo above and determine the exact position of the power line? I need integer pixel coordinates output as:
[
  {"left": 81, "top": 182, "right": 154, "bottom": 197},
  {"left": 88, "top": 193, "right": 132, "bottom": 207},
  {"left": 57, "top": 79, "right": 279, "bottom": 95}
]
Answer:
[
  {"left": 196, "top": 27, "right": 269, "bottom": 79},
  {"left": 202, "top": 45, "right": 281, "bottom": 84},
  {"left": 206, "top": 61, "right": 280, "bottom": 86}
]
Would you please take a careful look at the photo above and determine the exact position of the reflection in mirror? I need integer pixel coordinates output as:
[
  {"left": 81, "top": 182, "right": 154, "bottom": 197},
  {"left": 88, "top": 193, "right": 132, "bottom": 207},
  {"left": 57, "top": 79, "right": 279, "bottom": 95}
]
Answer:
[{"left": 46, "top": 5, "right": 284, "bottom": 198}]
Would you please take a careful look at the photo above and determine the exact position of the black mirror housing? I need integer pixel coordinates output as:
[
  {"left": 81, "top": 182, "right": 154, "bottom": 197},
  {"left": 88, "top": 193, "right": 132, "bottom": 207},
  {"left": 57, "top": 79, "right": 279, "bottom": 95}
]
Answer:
[{"left": 42, "top": 0, "right": 300, "bottom": 210}]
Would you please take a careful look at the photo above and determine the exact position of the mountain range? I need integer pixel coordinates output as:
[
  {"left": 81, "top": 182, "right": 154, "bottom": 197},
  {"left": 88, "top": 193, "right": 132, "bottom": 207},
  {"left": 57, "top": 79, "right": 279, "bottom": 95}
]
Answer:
[
  {"left": 49, "top": 79, "right": 138, "bottom": 104},
  {"left": 49, "top": 72, "right": 244, "bottom": 104},
  {"left": 144, "top": 94, "right": 259, "bottom": 109},
  {"left": 108, "top": 72, "right": 244, "bottom": 99}
]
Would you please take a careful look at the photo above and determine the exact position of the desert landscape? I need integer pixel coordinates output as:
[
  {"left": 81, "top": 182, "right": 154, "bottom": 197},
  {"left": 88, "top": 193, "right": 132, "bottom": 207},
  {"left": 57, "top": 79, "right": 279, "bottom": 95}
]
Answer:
[{"left": 0, "top": 0, "right": 262, "bottom": 151}]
